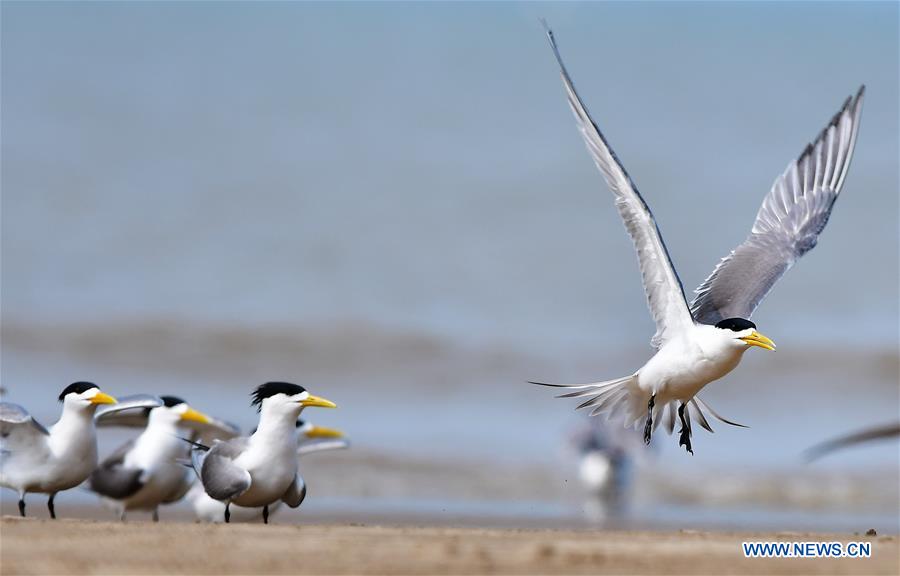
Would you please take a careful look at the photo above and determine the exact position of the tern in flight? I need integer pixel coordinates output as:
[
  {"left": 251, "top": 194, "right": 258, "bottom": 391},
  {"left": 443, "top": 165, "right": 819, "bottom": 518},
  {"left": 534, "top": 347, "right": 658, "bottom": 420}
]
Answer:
[
  {"left": 0, "top": 383, "right": 161, "bottom": 517},
  {"left": 187, "top": 382, "right": 337, "bottom": 523},
  {"left": 534, "top": 24, "right": 864, "bottom": 454}
]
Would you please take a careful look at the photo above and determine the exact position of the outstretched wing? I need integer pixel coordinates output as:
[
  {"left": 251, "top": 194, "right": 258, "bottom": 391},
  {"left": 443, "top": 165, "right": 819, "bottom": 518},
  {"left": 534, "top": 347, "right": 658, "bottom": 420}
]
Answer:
[
  {"left": 804, "top": 422, "right": 899, "bottom": 461},
  {"left": 544, "top": 23, "right": 694, "bottom": 348},
  {"left": 0, "top": 402, "right": 50, "bottom": 456},
  {"left": 691, "top": 87, "right": 865, "bottom": 324}
]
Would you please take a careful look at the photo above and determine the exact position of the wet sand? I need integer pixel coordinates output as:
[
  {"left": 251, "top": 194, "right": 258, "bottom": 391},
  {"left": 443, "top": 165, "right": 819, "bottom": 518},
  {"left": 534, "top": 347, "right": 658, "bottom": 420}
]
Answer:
[{"left": 1, "top": 517, "right": 896, "bottom": 575}]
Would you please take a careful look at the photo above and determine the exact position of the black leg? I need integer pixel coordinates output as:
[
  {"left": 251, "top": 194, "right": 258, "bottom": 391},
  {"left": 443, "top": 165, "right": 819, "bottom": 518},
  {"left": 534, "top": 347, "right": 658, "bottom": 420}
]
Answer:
[
  {"left": 263, "top": 505, "right": 269, "bottom": 524},
  {"left": 678, "top": 403, "right": 693, "bottom": 455},
  {"left": 152, "top": 509, "right": 159, "bottom": 523},
  {"left": 48, "top": 494, "right": 57, "bottom": 519},
  {"left": 643, "top": 394, "right": 656, "bottom": 445},
  {"left": 18, "top": 496, "right": 25, "bottom": 518},
  {"left": 225, "top": 502, "right": 231, "bottom": 524}
]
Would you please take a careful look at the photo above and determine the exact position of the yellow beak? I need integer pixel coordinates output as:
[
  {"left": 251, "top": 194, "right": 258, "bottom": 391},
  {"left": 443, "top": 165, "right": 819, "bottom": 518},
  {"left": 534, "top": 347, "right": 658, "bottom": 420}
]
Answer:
[
  {"left": 180, "top": 407, "right": 212, "bottom": 424},
  {"left": 740, "top": 331, "right": 776, "bottom": 351},
  {"left": 300, "top": 395, "right": 337, "bottom": 409},
  {"left": 90, "top": 391, "right": 118, "bottom": 405},
  {"left": 307, "top": 425, "right": 344, "bottom": 438}
]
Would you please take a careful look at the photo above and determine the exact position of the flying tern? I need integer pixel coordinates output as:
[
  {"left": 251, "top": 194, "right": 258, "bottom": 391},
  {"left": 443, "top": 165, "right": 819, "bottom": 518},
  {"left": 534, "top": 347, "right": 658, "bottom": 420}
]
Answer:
[
  {"left": 535, "top": 24, "right": 864, "bottom": 454},
  {"left": 187, "top": 382, "right": 337, "bottom": 523},
  {"left": 88, "top": 395, "right": 232, "bottom": 521},
  {"left": 189, "top": 418, "right": 348, "bottom": 523},
  {"left": 0, "top": 382, "right": 161, "bottom": 517},
  {"left": 804, "top": 423, "right": 900, "bottom": 461}
]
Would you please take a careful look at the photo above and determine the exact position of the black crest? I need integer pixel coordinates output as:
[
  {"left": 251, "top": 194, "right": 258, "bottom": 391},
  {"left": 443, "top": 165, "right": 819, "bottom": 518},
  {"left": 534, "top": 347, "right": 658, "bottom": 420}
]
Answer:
[
  {"left": 251, "top": 382, "right": 307, "bottom": 411},
  {"left": 160, "top": 395, "right": 187, "bottom": 408},
  {"left": 58, "top": 381, "right": 99, "bottom": 401},
  {"left": 714, "top": 318, "right": 757, "bottom": 332}
]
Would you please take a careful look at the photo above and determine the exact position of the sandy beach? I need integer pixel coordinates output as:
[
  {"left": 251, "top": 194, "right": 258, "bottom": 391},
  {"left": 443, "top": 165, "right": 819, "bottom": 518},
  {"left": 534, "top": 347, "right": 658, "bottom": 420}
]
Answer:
[{"left": 1, "top": 517, "right": 896, "bottom": 575}]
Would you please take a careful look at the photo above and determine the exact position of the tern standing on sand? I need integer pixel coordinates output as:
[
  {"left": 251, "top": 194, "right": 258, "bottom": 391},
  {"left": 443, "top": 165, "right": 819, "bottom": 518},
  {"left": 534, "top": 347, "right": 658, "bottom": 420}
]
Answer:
[
  {"left": 188, "top": 382, "right": 337, "bottom": 523},
  {"left": 88, "top": 395, "right": 231, "bottom": 521},
  {"left": 535, "top": 24, "right": 864, "bottom": 454},
  {"left": 189, "top": 418, "right": 348, "bottom": 523},
  {"left": 0, "top": 382, "right": 161, "bottom": 517}
]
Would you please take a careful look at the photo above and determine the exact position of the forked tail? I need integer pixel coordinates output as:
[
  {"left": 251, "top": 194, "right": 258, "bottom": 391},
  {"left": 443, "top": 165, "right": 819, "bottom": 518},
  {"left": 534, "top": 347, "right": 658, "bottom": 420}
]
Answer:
[
  {"left": 532, "top": 378, "right": 749, "bottom": 436},
  {"left": 530, "top": 375, "right": 641, "bottom": 421}
]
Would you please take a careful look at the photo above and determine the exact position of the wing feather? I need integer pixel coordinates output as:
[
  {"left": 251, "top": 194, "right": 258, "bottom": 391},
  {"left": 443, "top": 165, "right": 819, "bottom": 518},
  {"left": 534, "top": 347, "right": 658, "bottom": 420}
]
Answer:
[
  {"left": 198, "top": 439, "right": 251, "bottom": 502},
  {"left": 94, "top": 395, "right": 163, "bottom": 423},
  {"left": 0, "top": 402, "right": 50, "bottom": 456},
  {"left": 691, "top": 87, "right": 864, "bottom": 323},
  {"left": 544, "top": 23, "right": 694, "bottom": 348},
  {"left": 88, "top": 439, "right": 144, "bottom": 499}
]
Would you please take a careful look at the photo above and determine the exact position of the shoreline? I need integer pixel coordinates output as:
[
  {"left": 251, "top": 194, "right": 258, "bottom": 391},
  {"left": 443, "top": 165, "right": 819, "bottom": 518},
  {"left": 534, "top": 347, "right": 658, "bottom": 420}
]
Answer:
[{"left": 1, "top": 517, "right": 897, "bottom": 575}]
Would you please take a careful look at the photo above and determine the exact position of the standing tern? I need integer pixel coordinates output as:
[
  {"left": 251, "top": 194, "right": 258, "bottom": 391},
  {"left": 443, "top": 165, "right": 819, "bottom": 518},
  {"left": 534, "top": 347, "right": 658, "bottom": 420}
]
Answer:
[
  {"left": 88, "top": 395, "right": 231, "bottom": 521},
  {"left": 0, "top": 382, "right": 161, "bottom": 517},
  {"left": 534, "top": 24, "right": 864, "bottom": 454},
  {"left": 187, "top": 382, "right": 336, "bottom": 523},
  {"left": 189, "top": 418, "right": 348, "bottom": 523}
]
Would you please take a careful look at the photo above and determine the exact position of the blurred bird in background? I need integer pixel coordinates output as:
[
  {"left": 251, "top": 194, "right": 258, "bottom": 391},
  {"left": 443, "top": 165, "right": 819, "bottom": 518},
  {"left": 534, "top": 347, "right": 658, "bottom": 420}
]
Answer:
[
  {"left": 569, "top": 417, "right": 644, "bottom": 524},
  {"left": 805, "top": 423, "right": 900, "bottom": 461}
]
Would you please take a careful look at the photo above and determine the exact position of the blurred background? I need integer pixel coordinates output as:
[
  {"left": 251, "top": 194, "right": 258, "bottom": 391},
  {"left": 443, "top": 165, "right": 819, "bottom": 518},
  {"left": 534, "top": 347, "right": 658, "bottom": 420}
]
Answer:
[{"left": 2, "top": 2, "right": 898, "bottom": 531}]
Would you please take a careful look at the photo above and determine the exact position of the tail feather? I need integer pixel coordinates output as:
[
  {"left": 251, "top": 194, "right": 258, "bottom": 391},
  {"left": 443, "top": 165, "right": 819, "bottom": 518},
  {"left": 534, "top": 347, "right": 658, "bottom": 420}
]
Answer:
[
  {"left": 589, "top": 389, "right": 628, "bottom": 417},
  {"left": 652, "top": 405, "right": 665, "bottom": 432},
  {"left": 664, "top": 402, "right": 677, "bottom": 435},
  {"left": 533, "top": 375, "right": 638, "bottom": 423},
  {"left": 180, "top": 436, "right": 212, "bottom": 478},
  {"left": 689, "top": 400, "right": 714, "bottom": 433},
  {"left": 608, "top": 390, "right": 633, "bottom": 423},
  {"left": 531, "top": 376, "right": 633, "bottom": 399},
  {"left": 652, "top": 401, "right": 676, "bottom": 433},
  {"left": 693, "top": 395, "right": 749, "bottom": 428}
]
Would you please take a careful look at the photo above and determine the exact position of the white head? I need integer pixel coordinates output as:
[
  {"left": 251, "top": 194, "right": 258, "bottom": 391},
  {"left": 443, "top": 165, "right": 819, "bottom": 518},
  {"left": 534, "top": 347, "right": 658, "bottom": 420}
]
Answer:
[
  {"left": 58, "top": 381, "right": 117, "bottom": 412},
  {"left": 713, "top": 318, "right": 776, "bottom": 352},
  {"left": 251, "top": 382, "right": 336, "bottom": 421},
  {"left": 148, "top": 395, "right": 212, "bottom": 428}
]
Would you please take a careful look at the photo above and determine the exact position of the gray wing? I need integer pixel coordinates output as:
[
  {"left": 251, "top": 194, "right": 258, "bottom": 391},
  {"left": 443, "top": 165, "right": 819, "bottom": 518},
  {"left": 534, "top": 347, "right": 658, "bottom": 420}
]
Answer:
[
  {"left": 804, "top": 422, "right": 900, "bottom": 461},
  {"left": 281, "top": 474, "right": 307, "bottom": 508},
  {"left": 88, "top": 439, "right": 145, "bottom": 499},
  {"left": 544, "top": 23, "right": 695, "bottom": 348},
  {"left": 297, "top": 438, "right": 350, "bottom": 456},
  {"left": 94, "top": 394, "right": 163, "bottom": 423},
  {"left": 161, "top": 470, "right": 195, "bottom": 504},
  {"left": 691, "top": 87, "right": 864, "bottom": 324},
  {"left": 197, "top": 438, "right": 251, "bottom": 502},
  {"left": 94, "top": 410, "right": 150, "bottom": 429},
  {"left": 1, "top": 402, "right": 50, "bottom": 455}
]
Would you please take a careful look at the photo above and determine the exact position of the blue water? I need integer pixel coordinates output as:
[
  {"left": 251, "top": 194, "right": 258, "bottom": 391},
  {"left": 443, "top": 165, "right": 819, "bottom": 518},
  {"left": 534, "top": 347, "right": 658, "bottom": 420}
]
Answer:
[{"left": 2, "top": 2, "right": 898, "bottom": 532}]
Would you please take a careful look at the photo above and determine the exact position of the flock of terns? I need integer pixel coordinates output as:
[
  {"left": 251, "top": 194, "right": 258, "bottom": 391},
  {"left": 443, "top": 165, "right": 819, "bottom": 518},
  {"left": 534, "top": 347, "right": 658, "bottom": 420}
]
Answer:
[
  {"left": 0, "top": 23, "right": 891, "bottom": 525},
  {"left": 0, "top": 381, "right": 345, "bottom": 523}
]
